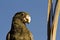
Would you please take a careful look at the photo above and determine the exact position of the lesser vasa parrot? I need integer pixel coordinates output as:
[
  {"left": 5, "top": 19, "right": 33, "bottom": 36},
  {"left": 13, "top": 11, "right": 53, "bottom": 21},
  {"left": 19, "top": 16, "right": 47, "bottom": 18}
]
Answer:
[{"left": 6, "top": 12, "right": 33, "bottom": 40}]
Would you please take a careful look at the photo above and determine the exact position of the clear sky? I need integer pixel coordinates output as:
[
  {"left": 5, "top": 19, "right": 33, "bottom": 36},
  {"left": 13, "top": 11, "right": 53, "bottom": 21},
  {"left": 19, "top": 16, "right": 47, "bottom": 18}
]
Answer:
[{"left": 0, "top": 0, "right": 60, "bottom": 40}]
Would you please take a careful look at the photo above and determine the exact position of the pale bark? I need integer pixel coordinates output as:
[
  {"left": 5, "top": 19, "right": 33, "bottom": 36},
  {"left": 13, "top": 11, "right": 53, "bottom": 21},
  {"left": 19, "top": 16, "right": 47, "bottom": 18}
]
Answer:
[
  {"left": 48, "top": 0, "right": 60, "bottom": 40},
  {"left": 47, "top": 0, "right": 52, "bottom": 21},
  {"left": 51, "top": 0, "right": 60, "bottom": 40}
]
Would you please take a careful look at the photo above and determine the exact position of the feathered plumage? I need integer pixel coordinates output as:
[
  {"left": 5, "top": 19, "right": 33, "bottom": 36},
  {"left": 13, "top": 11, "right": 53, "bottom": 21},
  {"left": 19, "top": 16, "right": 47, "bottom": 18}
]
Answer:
[{"left": 6, "top": 12, "right": 33, "bottom": 40}]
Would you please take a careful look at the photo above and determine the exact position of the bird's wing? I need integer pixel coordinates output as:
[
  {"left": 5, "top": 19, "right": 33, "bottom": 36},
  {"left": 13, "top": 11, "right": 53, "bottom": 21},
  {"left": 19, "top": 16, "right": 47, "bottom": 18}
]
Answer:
[
  {"left": 6, "top": 32, "right": 10, "bottom": 40},
  {"left": 30, "top": 32, "right": 34, "bottom": 40}
]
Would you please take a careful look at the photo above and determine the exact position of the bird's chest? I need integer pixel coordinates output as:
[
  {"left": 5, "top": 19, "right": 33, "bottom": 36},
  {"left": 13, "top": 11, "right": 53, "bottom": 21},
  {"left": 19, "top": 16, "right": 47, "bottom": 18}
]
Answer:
[
  {"left": 11, "top": 32, "right": 30, "bottom": 40},
  {"left": 10, "top": 27, "right": 31, "bottom": 40},
  {"left": 10, "top": 23, "right": 31, "bottom": 40}
]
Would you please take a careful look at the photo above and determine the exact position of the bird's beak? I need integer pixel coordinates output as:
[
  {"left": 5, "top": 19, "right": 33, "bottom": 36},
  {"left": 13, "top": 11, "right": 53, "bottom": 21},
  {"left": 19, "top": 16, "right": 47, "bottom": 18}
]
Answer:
[
  {"left": 23, "top": 15, "right": 31, "bottom": 24},
  {"left": 26, "top": 15, "right": 31, "bottom": 24}
]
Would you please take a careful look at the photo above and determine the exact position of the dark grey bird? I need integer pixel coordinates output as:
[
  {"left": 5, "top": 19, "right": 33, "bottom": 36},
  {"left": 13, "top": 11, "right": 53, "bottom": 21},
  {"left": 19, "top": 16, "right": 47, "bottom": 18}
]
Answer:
[{"left": 6, "top": 12, "right": 33, "bottom": 40}]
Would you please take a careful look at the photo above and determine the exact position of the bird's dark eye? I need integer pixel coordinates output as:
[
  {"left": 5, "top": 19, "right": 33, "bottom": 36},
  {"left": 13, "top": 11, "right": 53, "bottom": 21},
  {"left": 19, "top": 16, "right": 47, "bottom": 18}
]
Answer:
[
  {"left": 21, "top": 13, "right": 25, "bottom": 17},
  {"left": 21, "top": 13, "right": 24, "bottom": 16}
]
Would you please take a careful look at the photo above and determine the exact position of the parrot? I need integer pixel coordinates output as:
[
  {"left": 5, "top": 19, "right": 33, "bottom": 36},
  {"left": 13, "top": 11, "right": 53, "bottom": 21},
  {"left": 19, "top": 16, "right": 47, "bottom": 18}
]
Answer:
[{"left": 6, "top": 12, "right": 33, "bottom": 40}]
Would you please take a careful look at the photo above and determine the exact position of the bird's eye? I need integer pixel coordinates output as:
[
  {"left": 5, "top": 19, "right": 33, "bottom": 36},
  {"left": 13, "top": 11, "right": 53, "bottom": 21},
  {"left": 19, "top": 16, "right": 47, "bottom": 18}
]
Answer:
[{"left": 21, "top": 13, "right": 24, "bottom": 16}]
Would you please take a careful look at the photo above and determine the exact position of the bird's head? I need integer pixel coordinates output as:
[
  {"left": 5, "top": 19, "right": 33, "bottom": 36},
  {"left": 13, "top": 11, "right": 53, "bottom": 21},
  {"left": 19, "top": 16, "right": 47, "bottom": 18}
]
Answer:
[{"left": 14, "top": 12, "right": 31, "bottom": 24}]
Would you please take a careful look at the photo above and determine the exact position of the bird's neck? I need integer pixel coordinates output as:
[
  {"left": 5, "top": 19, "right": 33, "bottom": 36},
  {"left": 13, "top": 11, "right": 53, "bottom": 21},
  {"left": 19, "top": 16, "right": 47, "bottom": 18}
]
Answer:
[{"left": 11, "top": 18, "right": 28, "bottom": 33}]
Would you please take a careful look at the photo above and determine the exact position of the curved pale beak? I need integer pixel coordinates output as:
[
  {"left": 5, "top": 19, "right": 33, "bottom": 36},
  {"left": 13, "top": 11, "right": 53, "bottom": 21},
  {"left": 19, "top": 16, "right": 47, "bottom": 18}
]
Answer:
[
  {"left": 26, "top": 15, "right": 31, "bottom": 23},
  {"left": 24, "top": 15, "right": 31, "bottom": 24}
]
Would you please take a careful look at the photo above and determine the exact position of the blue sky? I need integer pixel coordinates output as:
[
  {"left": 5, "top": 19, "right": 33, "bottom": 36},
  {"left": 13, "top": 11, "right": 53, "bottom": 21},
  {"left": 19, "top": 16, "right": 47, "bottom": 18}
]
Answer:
[{"left": 0, "top": 0, "right": 60, "bottom": 40}]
